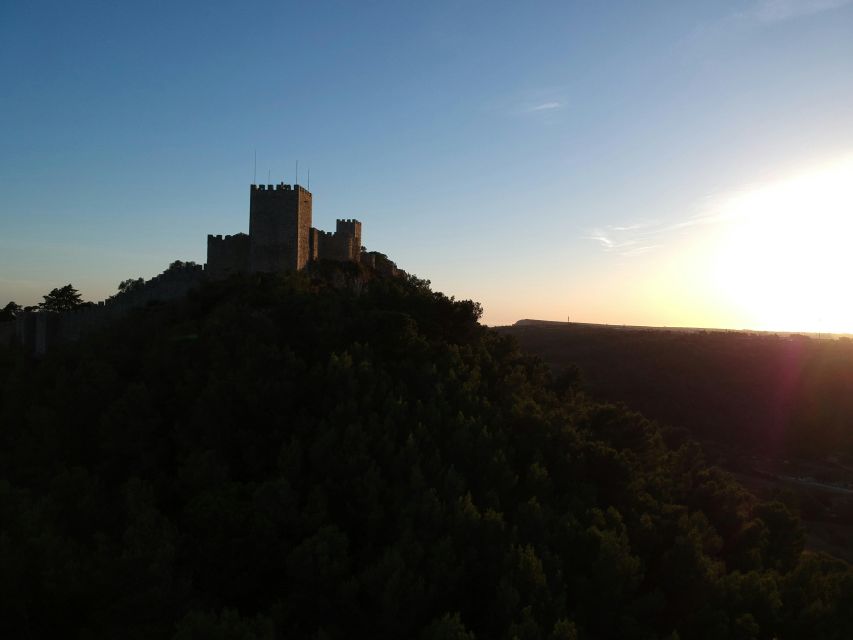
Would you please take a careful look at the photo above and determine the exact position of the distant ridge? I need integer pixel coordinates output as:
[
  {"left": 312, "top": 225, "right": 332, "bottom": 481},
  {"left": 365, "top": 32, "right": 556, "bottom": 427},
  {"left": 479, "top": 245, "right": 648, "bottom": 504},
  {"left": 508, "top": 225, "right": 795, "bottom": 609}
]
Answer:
[{"left": 509, "top": 318, "right": 853, "bottom": 340}]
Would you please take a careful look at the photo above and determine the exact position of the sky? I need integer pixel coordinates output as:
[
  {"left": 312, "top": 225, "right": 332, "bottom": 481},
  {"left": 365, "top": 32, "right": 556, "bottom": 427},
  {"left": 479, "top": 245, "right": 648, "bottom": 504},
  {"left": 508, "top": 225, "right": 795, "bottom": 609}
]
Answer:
[{"left": 2, "top": 0, "right": 852, "bottom": 331}]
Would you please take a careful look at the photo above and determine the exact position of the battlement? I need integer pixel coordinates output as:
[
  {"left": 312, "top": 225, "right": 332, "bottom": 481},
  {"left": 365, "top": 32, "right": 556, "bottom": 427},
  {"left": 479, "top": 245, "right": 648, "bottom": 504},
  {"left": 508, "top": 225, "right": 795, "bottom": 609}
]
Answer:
[
  {"left": 251, "top": 183, "right": 311, "bottom": 194},
  {"left": 311, "top": 226, "right": 358, "bottom": 262},
  {"left": 208, "top": 233, "right": 248, "bottom": 242}
]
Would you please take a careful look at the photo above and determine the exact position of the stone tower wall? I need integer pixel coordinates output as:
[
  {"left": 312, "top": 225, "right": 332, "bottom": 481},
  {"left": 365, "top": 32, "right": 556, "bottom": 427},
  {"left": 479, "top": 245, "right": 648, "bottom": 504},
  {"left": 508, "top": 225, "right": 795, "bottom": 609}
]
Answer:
[
  {"left": 308, "top": 227, "right": 320, "bottom": 261},
  {"left": 315, "top": 229, "right": 354, "bottom": 262},
  {"left": 248, "top": 183, "right": 312, "bottom": 273},
  {"left": 335, "top": 219, "right": 362, "bottom": 259},
  {"left": 207, "top": 233, "right": 250, "bottom": 279}
]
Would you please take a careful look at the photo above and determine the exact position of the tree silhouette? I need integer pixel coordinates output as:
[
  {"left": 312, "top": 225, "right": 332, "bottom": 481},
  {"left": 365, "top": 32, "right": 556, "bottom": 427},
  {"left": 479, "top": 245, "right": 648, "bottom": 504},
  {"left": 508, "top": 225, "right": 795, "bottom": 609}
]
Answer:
[
  {"left": 40, "top": 284, "right": 84, "bottom": 312},
  {"left": 117, "top": 277, "right": 145, "bottom": 294},
  {"left": 0, "top": 301, "right": 21, "bottom": 321},
  {"left": 167, "top": 260, "right": 198, "bottom": 272}
]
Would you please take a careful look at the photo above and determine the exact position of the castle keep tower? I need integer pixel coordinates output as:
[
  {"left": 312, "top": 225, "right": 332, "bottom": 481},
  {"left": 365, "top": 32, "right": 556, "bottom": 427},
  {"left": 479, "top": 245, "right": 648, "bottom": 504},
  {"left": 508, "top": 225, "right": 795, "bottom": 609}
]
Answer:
[{"left": 249, "top": 183, "right": 312, "bottom": 273}]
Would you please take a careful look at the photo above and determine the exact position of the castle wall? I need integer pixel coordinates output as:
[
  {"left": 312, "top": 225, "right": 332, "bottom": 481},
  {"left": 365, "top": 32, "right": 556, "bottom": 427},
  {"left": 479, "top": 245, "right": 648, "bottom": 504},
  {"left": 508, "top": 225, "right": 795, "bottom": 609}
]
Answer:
[
  {"left": 248, "top": 183, "right": 312, "bottom": 273},
  {"left": 17, "top": 262, "right": 205, "bottom": 354},
  {"left": 35, "top": 313, "right": 60, "bottom": 356},
  {"left": 16, "top": 313, "right": 37, "bottom": 353},
  {"left": 207, "top": 233, "right": 249, "bottom": 279},
  {"left": 308, "top": 228, "right": 320, "bottom": 261},
  {"left": 0, "top": 321, "right": 15, "bottom": 348},
  {"left": 315, "top": 229, "right": 354, "bottom": 262},
  {"left": 361, "top": 251, "right": 400, "bottom": 277},
  {"left": 14, "top": 183, "right": 391, "bottom": 355}
]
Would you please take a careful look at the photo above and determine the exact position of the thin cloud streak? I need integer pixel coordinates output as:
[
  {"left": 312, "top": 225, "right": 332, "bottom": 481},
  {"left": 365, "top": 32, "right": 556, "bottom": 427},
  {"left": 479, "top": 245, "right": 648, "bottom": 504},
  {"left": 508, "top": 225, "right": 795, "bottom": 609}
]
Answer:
[
  {"left": 611, "top": 224, "right": 647, "bottom": 232},
  {"left": 587, "top": 227, "right": 648, "bottom": 257},
  {"left": 620, "top": 245, "right": 663, "bottom": 257},
  {"left": 587, "top": 233, "right": 614, "bottom": 249},
  {"left": 527, "top": 101, "right": 562, "bottom": 112},
  {"left": 587, "top": 205, "right": 737, "bottom": 258},
  {"left": 679, "top": 0, "right": 853, "bottom": 53},
  {"left": 749, "top": 0, "right": 852, "bottom": 22}
]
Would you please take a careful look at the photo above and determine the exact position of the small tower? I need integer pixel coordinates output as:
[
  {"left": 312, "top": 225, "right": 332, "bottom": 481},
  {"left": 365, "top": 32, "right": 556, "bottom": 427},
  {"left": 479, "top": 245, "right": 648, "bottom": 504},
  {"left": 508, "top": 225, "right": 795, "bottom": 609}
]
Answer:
[
  {"left": 335, "top": 219, "right": 362, "bottom": 260},
  {"left": 206, "top": 233, "right": 250, "bottom": 278},
  {"left": 248, "top": 183, "right": 313, "bottom": 273}
]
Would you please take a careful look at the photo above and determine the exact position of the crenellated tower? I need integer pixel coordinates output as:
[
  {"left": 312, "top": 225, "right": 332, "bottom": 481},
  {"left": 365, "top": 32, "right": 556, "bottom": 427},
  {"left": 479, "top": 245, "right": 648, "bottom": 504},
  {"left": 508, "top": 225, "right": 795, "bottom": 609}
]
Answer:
[
  {"left": 249, "top": 183, "right": 312, "bottom": 273},
  {"left": 335, "top": 219, "right": 362, "bottom": 260}
]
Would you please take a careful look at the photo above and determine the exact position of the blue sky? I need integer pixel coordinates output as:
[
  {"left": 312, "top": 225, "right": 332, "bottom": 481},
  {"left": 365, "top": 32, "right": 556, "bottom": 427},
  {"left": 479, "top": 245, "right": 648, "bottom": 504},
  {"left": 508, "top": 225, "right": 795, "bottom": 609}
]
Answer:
[{"left": 2, "top": 0, "right": 853, "bottom": 329}]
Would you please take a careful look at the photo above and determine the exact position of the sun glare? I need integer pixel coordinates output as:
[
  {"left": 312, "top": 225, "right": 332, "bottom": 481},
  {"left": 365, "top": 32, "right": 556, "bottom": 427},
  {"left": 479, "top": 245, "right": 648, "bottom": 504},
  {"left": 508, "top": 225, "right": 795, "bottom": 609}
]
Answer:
[{"left": 710, "top": 155, "right": 853, "bottom": 334}]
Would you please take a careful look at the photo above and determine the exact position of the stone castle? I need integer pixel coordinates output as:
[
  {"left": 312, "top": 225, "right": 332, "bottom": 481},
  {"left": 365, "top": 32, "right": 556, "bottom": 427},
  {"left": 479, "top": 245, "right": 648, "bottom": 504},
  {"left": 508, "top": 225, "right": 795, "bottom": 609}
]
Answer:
[
  {"left": 3, "top": 183, "right": 401, "bottom": 354},
  {"left": 207, "top": 183, "right": 393, "bottom": 278}
]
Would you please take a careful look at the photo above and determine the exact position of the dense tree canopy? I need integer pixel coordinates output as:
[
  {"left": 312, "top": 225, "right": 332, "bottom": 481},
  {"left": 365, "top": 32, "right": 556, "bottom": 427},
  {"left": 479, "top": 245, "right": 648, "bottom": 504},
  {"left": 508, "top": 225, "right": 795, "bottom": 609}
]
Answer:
[
  {"left": 39, "top": 283, "right": 84, "bottom": 312},
  {"left": 0, "top": 271, "right": 850, "bottom": 638},
  {"left": 118, "top": 277, "right": 145, "bottom": 293},
  {"left": 504, "top": 323, "right": 853, "bottom": 460}
]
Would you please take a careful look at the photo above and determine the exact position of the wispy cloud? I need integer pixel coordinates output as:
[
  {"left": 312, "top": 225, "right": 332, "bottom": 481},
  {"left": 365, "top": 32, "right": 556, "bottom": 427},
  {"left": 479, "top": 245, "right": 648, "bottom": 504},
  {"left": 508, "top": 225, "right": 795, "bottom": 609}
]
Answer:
[
  {"left": 491, "top": 89, "right": 567, "bottom": 118},
  {"left": 588, "top": 156, "right": 853, "bottom": 260},
  {"left": 526, "top": 101, "right": 562, "bottom": 112},
  {"left": 610, "top": 223, "right": 652, "bottom": 232},
  {"left": 586, "top": 224, "right": 655, "bottom": 258},
  {"left": 620, "top": 245, "right": 663, "bottom": 258},
  {"left": 679, "top": 0, "right": 853, "bottom": 51},
  {"left": 748, "top": 0, "right": 852, "bottom": 22},
  {"left": 586, "top": 209, "right": 734, "bottom": 258}
]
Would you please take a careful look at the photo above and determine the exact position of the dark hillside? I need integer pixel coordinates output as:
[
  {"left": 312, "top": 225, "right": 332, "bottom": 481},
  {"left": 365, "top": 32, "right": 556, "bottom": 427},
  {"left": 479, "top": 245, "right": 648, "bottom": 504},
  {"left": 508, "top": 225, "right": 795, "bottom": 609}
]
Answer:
[
  {"left": 500, "top": 322, "right": 853, "bottom": 462},
  {"left": 501, "top": 322, "right": 853, "bottom": 565},
  {"left": 1, "top": 274, "right": 851, "bottom": 639}
]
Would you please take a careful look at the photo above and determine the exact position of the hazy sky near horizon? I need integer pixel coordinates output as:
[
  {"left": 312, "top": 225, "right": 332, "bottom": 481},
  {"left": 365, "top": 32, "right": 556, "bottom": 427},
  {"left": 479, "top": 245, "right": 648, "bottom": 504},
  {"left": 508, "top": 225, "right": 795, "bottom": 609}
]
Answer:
[{"left": 2, "top": 0, "right": 853, "bottom": 331}]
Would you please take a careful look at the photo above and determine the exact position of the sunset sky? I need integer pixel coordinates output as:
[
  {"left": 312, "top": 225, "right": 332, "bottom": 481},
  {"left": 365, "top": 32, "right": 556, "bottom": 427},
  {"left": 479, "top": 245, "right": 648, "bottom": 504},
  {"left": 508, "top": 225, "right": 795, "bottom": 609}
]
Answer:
[{"left": 2, "top": 0, "right": 852, "bottom": 331}]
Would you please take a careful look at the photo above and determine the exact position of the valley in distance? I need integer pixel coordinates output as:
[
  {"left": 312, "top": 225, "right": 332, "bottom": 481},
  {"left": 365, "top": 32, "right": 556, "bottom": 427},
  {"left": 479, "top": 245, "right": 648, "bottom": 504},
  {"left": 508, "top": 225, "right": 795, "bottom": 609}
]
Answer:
[{"left": 501, "top": 319, "right": 853, "bottom": 567}]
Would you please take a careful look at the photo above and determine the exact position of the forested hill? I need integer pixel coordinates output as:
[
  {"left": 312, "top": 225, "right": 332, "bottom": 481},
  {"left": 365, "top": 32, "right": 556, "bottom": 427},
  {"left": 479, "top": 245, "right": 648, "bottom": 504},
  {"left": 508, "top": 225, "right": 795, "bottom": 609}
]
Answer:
[
  {"left": 499, "top": 322, "right": 853, "bottom": 461},
  {"left": 1, "top": 271, "right": 851, "bottom": 639}
]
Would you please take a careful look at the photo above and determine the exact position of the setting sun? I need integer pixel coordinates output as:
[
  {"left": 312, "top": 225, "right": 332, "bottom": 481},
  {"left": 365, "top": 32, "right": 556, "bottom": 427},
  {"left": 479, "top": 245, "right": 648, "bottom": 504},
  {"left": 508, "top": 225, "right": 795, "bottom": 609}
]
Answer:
[{"left": 711, "top": 155, "right": 853, "bottom": 334}]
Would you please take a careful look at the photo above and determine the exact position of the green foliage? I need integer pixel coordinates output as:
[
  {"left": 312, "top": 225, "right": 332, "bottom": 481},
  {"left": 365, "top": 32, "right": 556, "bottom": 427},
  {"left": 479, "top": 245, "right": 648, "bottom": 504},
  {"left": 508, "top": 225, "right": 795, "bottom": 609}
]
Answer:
[
  {"left": 0, "top": 271, "right": 849, "bottom": 638},
  {"left": 39, "top": 283, "right": 84, "bottom": 312}
]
